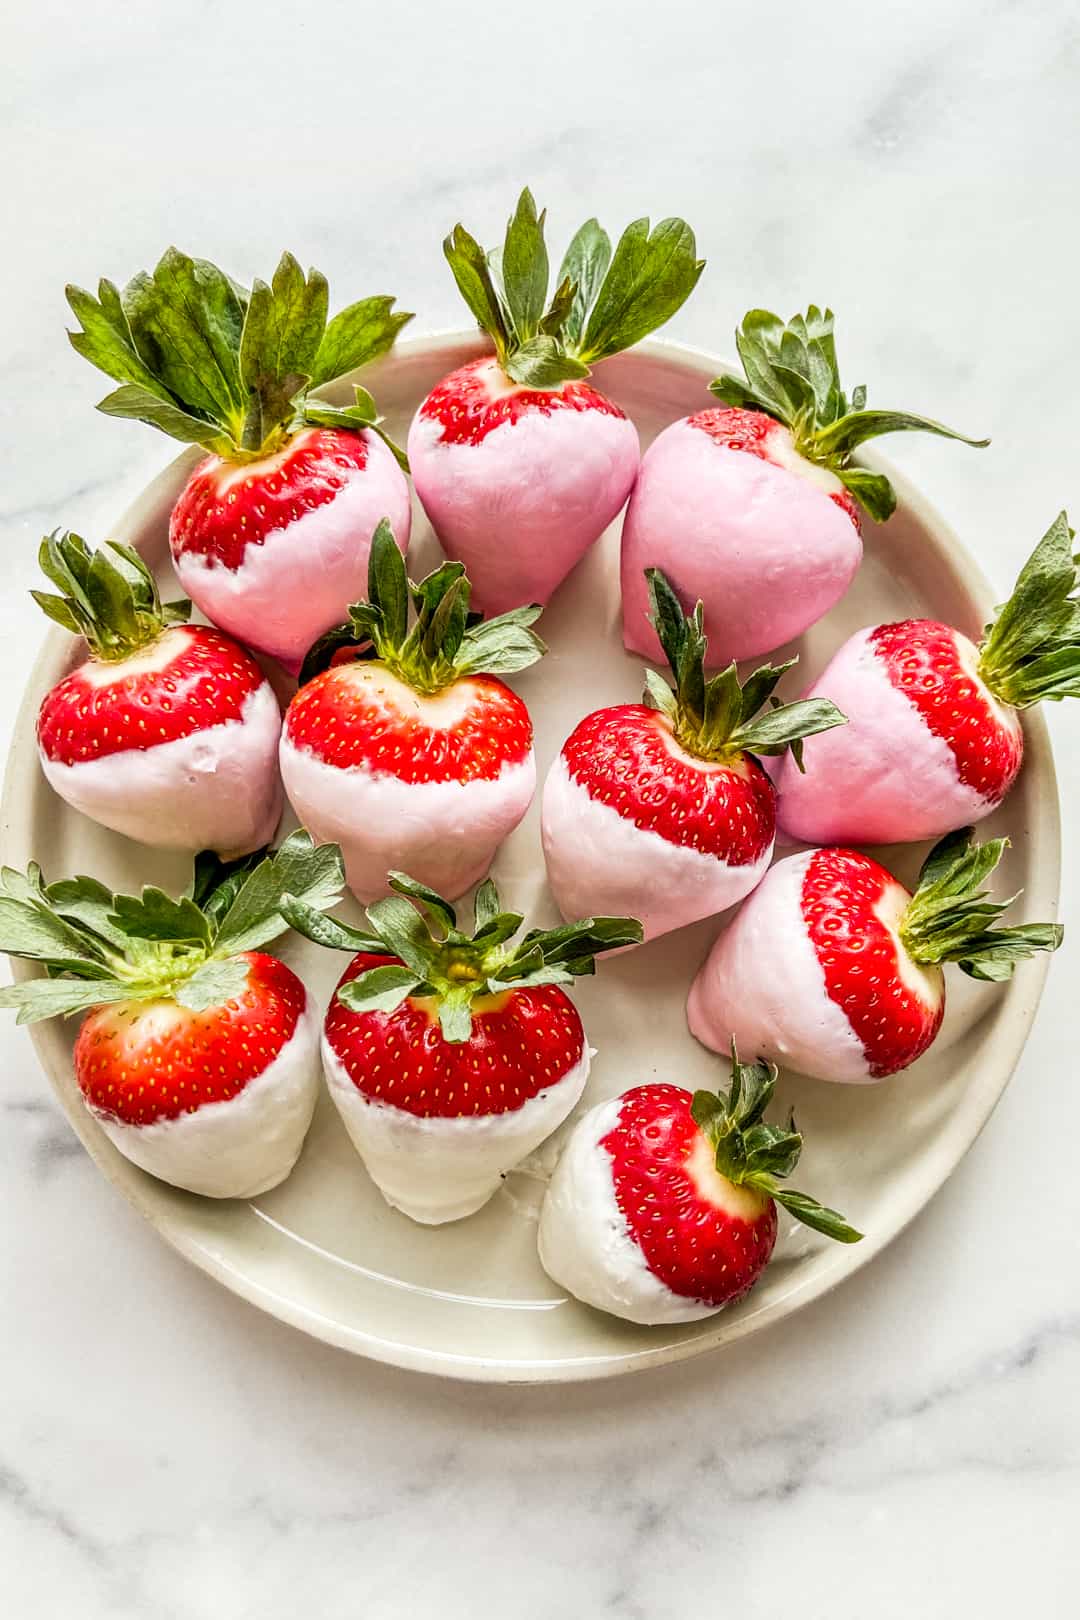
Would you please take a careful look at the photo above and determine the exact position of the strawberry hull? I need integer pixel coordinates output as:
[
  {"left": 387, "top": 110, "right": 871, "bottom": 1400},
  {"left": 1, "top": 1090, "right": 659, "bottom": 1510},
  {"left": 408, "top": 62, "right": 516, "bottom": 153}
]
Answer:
[
  {"left": 279, "top": 737, "right": 536, "bottom": 903},
  {"left": 86, "top": 990, "right": 320, "bottom": 1198},
  {"left": 541, "top": 754, "right": 771, "bottom": 942},
  {"left": 408, "top": 360, "right": 640, "bottom": 615},
  {"left": 774, "top": 626, "right": 1022, "bottom": 846},
  {"left": 539, "top": 1095, "right": 723, "bottom": 1324},
  {"left": 39, "top": 667, "right": 283, "bottom": 858},
  {"left": 688, "top": 849, "right": 944, "bottom": 1082},
  {"left": 171, "top": 430, "right": 411, "bottom": 673},
  {"left": 323, "top": 1034, "right": 591, "bottom": 1224},
  {"left": 621, "top": 415, "right": 862, "bottom": 667}
]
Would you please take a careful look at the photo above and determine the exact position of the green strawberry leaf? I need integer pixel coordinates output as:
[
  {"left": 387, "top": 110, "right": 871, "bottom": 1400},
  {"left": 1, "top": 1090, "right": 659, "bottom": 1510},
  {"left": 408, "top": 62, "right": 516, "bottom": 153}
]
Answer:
[
  {"left": 502, "top": 335, "right": 590, "bottom": 388},
  {"left": 578, "top": 217, "right": 704, "bottom": 363},
  {"left": 213, "top": 831, "right": 346, "bottom": 957},
  {"left": 175, "top": 956, "right": 251, "bottom": 1012},
  {"left": 277, "top": 894, "right": 386, "bottom": 955},
  {"left": 769, "top": 1187, "right": 863, "bottom": 1243},
  {"left": 977, "top": 512, "right": 1080, "bottom": 707},
  {"left": 311, "top": 296, "right": 413, "bottom": 386},
  {"left": 110, "top": 889, "right": 213, "bottom": 946},
  {"left": 443, "top": 223, "right": 512, "bottom": 361},
  {"left": 337, "top": 964, "right": 426, "bottom": 1017},
  {"left": 501, "top": 188, "right": 549, "bottom": 344},
  {"left": 0, "top": 977, "right": 137, "bottom": 1025},
  {"left": 557, "top": 218, "right": 613, "bottom": 347}
]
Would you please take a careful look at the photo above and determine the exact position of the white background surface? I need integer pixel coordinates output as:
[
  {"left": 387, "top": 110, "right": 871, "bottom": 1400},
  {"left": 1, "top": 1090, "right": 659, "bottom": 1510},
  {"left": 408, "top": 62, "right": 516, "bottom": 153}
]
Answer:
[{"left": 3, "top": 3, "right": 1078, "bottom": 1614}]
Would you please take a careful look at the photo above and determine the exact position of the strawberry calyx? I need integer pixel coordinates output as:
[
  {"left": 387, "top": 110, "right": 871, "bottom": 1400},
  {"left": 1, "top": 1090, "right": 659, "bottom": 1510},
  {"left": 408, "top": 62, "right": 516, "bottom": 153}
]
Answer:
[
  {"left": 690, "top": 1044, "right": 861, "bottom": 1242},
  {"left": 897, "top": 827, "right": 1063, "bottom": 980},
  {"left": 66, "top": 249, "right": 412, "bottom": 465},
  {"left": 976, "top": 511, "right": 1080, "bottom": 708},
  {"left": 708, "top": 306, "right": 988, "bottom": 521},
  {"left": 643, "top": 568, "right": 847, "bottom": 768},
  {"left": 281, "top": 870, "right": 641, "bottom": 1043},
  {"left": 297, "top": 519, "right": 546, "bottom": 693},
  {"left": 32, "top": 530, "right": 191, "bottom": 662},
  {"left": 443, "top": 187, "right": 704, "bottom": 389},
  {"left": 0, "top": 831, "right": 345, "bottom": 1024}
]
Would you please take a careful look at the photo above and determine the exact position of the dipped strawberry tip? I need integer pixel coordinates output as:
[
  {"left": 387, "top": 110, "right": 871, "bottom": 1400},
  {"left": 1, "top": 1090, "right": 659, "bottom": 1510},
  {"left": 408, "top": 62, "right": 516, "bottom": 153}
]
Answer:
[
  {"left": 0, "top": 830, "right": 345, "bottom": 1025},
  {"left": 708, "top": 305, "right": 988, "bottom": 522},
  {"left": 643, "top": 567, "right": 847, "bottom": 768},
  {"left": 443, "top": 185, "right": 704, "bottom": 390},
  {"left": 32, "top": 530, "right": 191, "bottom": 660},
  {"left": 976, "top": 510, "right": 1080, "bottom": 709},
  {"left": 66, "top": 247, "right": 412, "bottom": 465},
  {"left": 691, "top": 1044, "right": 862, "bottom": 1243},
  {"left": 298, "top": 518, "right": 546, "bottom": 691},
  {"left": 897, "top": 827, "right": 1063, "bottom": 981},
  {"left": 281, "top": 869, "right": 642, "bottom": 1043}
]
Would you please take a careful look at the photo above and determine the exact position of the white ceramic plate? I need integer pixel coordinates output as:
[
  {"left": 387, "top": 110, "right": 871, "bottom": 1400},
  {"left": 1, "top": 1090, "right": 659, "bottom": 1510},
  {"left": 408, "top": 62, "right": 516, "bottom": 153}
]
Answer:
[{"left": 1, "top": 334, "right": 1060, "bottom": 1382}]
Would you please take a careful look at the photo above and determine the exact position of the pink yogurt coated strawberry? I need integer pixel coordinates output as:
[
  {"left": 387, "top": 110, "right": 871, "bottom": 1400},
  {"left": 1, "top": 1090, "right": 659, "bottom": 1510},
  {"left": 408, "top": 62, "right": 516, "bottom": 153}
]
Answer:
[
  {"left": 66, "top": 249, "right": 413, "bottom": 673},
  {"left": 774, "top": 511, "right": 1080, "bottom": 846},
  {"left": 408, "top": 188, "right": 703, "bottom": 615},
  {"left": 687, "top": 832, "right": 1061, "bottom": 1083},
  {"left": 622, "top": 306, "right": 987, "bottom": 667}
]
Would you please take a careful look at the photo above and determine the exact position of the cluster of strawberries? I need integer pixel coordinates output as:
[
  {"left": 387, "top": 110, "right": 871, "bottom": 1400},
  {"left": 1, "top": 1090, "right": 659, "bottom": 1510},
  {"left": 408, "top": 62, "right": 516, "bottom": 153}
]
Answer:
[{"left": 2, "top": 191, "right": 1073, "bottom": 1329}]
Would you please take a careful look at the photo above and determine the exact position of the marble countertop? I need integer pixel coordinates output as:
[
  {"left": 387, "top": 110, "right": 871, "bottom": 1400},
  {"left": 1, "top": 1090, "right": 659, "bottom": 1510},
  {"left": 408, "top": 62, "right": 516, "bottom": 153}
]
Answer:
[{"left": 3, "top": 2, "right": 1079, "bottom": 1613}]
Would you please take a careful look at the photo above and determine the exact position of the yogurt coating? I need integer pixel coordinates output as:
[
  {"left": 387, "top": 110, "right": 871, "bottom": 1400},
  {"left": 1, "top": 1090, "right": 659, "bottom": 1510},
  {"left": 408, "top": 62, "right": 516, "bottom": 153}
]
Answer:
[
  {"left": 621, "top": 417, "right": 861, "bottom": 666},
  {"left": 775, "top": 627, "right": 1002, "bottom": 845},
  {"left": 409, "top": 373, "right": 640, "bottom": 615},
  {"left": 541, "top": 755, "right": 771, "bottom": 941},
  {"left": 39, "top": 680, "right": 283, "bottom": 857},
  {"left": 280, "top": 736, "right": 536, "bottom": 902},
  {"left": 687, "top": 850, "right": 873, "bottom": 1082},
  {"left": 173, "top": 431, "right": 411, "bottom": 672},
  {"left": 91, "top": 995, "right": 320, "bottom": 1198},
  {"left": 323, "top": 1036, "right": 591, "bottom": 1224},
  {"left": 538, "top": 1097, "right": 717, "bottom": 1324}
]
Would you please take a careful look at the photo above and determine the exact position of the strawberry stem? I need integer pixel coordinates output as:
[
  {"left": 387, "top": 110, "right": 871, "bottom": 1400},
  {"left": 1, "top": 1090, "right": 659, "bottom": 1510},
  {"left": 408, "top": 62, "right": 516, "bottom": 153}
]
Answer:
[
  {"left": 643, "top": 568, "right": 846, "bottom": 768},
  {"left": 282, "top": 870, "right": 641, "bottom": 1044},
  {"left": 690, "top": 1044, "right": 861, "bottom": 1243},
  {"left": 898, "top": 828, "right": 1062, "bottom": 979},
  {"left": 31, "top": 531, "right": 191, "bottom": 661},
  {"left": 296, "top": 520, "right": 547, "bottom": 694},
  {"left": 976, "top": 511, "right": 1080, "bottom": 708},
  {"left": 708, "top": 306, "right": 988, "bottom": 522}
]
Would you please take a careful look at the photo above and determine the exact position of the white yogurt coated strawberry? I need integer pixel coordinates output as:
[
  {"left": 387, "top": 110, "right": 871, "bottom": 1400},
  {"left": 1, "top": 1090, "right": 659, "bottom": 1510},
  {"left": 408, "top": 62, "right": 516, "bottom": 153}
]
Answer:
[
  {"left": 33, "top": 534, "right": 282, "bottom": 858},
  {"left": 282, "top": 877, "right": 640, "bottom": 1226},
  {"left": 688, "top": 837, "right": 1061, "bottom": 1082},
  {"left": 280, "top": 522, "right": 544, "bottom": 902},
  {"left": 774, "top": 514, "right": 1080, "bottom": 847}
]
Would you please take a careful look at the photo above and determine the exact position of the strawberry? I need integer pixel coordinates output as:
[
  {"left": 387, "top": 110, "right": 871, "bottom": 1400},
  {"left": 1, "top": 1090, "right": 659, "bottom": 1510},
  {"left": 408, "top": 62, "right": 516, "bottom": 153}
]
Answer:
[
  {"left": 687, "top": 832, "right": 1062, "bottom": 1082},
  {"left": 541, "top": 569, "right": 846, "bottom": 941},
  {"left": 66, "top": 249, "right": 413, "bottom": 671},
  {"left": 774, "top": 511, "right": 1080, "bottom": 845},
  {"left": 408, "top": 188, "right": 703, "bottom": 615},
  {"left": 280, "top": 521, "right": 545, "bottom": 902},
  {"left": 0, "top": 833, "right": 346, "bottom": 1196},
  {"left": 538, "top": 1048, "right": 860, "bottom": 1325},
  {"left": 282, "top": 871, "right": 641, "bottom": 1224},
  {"left": 621, "top": 305, "right": 987, "bottom": 667},
  {"left": 33, "top": 531, "right": 282, "bottom": 857}
]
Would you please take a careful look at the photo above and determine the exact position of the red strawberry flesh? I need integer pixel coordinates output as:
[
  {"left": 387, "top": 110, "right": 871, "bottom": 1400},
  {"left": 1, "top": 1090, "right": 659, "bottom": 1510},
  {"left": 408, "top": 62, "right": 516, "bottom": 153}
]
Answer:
[
  {"left": 870, "top": 619, "right": 1024, "bottom": 804},
  {"left": 75, "top": 952, "right": 306, "bottom": 1125},
  {"left": 687, "top": 405, "right": 861, "bottom": 528},
  {"left": 602, "top": 1083, "right": 777, "bottom": 1306},
  {"left": 325, "top": 953, "right": 586, "bottom": 1119},
  {"left": 801, "top": 848, "right": 944, "bottom": 1078},
  {"left": 170, "top": 427, "right": 370, "bottom": 570},
  {"left": 562, "top": 705, "right": 775, "bottom": 863},
  {"left": 419, "top": 356, "right": 626, "bottom": 447},
  {"left": 285, "top": 663, "right": 532, "bottom": 784},
  {"left": 37, "top": 624, "right": 266, "bottom": 766}
]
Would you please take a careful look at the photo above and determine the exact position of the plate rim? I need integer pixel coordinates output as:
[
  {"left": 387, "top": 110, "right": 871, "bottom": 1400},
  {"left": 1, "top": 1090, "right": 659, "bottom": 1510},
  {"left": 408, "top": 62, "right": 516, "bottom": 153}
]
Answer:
[{"left": 1, "top": 329, "right": 1062, "bottom": 1383}]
